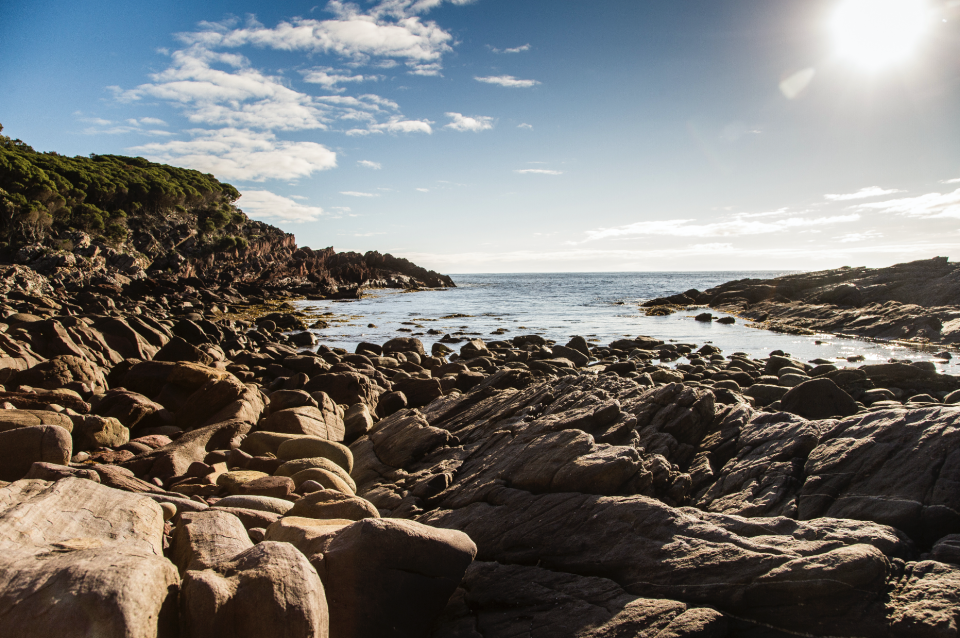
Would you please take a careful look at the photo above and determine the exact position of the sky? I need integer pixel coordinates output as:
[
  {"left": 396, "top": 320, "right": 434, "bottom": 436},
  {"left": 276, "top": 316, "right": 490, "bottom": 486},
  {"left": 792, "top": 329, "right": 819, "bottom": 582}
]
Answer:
[{"left": 2, "top": 0, "right": 960, "bottom": 273}]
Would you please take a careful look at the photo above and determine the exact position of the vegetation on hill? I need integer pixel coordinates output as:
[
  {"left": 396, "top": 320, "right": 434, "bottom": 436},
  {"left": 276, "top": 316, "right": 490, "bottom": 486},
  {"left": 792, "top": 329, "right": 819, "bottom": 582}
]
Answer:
[{"left": 0, "top": 123, "right": 246, "bottom": 253}]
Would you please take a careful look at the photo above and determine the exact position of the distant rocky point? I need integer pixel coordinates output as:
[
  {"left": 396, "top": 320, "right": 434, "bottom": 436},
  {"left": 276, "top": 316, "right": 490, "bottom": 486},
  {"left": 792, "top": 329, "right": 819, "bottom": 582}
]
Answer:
[
  {"left": 643, "top": 256, "right": 960, "bottom": 347},
  {"left": 0, "top": 124, "right": 453, "bottom": 299}
]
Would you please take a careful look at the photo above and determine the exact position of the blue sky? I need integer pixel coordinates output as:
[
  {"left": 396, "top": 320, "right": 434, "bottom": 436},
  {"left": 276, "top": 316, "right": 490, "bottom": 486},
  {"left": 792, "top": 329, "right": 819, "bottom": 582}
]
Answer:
[{"left": 3, "top": 0, "right": 960, "bottom": 272}]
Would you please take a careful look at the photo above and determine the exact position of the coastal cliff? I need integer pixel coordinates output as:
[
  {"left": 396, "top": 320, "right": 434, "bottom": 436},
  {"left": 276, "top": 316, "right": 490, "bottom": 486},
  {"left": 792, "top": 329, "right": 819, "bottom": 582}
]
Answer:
[{"left": 0, "top": 125, "right": 453, "bottom": 298}]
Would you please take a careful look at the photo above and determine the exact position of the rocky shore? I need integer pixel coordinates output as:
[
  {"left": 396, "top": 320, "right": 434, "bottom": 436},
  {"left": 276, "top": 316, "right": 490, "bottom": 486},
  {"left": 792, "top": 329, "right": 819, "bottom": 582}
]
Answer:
[
  {"left": 643, "top": 257, "right": 960, "bottom": 348},
  {"left": 1, "top": 255, "right": 960, "bottom": 637}
]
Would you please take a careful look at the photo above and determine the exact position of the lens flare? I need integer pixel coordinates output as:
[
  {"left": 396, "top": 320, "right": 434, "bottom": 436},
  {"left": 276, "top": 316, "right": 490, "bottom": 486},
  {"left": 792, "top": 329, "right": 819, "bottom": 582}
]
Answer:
[{"left": 830, "top": 0, "right": 932, "bottom": 71}]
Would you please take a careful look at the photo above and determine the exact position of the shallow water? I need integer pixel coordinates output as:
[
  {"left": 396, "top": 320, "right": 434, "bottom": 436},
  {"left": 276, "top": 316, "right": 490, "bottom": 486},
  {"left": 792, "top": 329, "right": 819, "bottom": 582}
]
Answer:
[{"left": 294, "top": 272, "right": 958, "bottom": 372}]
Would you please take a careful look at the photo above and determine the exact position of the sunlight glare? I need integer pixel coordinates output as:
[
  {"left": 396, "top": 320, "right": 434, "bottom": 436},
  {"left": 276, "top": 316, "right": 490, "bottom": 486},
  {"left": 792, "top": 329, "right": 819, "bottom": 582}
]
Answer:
[{"left": 830, "top": 0, "right": 932, "bottom": 71}]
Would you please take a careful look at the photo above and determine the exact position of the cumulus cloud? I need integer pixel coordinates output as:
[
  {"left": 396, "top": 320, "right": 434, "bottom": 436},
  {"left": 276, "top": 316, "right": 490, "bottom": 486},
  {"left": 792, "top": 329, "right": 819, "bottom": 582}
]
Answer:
[
  {"left": 824, "top": 186, "right": 905, "bottom": 201},
  {"left": 941, "top": 177, "right": 960, "bottom": 184},
  {"left": 474, "top": 75, "right": 540, "bottom": 88},
  {"left": 515, "top": 168, "right": 562, "bottom": 175},
  {"left": 517, "top": 123, "right": 533, "bottom": 129},
  {"left": 340, "top": 191, "right": 379, "bottom": 197},
  {"left": 183, "top": 12, "right": 454, "bottom": 68},
  {"left": 577, "top": 214, "right": 861, "bottom": 242},
  {"left": 357, "top": 160, "right": 382, "bottom": 169},
  {"left": 121, "top": 46, "right": 330, "bottom": 131},
  {"left": 238, "top": 190, "right": 326, "bottom": 222},
  {"left": 854, "top": 188, "right": 960, "bottom": 219},
  {"left": 444, "top": 112, "right": 493, "bottom": 132},
  {"left": 348, "top": 116, "right": 433, "bottom": 134},
  {"left": 129, "top": 128, "right": 337, "bottom": 181}
]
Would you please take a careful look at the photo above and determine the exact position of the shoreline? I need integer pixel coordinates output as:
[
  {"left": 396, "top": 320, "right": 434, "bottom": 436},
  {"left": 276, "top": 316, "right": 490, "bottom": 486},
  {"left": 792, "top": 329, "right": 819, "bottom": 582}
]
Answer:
[{"left": 0, "top": 258, "right": 959, "bottom": 636}]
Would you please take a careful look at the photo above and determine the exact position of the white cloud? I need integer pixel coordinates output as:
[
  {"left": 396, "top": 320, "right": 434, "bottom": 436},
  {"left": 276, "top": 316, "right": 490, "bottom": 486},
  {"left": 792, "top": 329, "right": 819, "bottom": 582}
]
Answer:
[
  {"left": 302, "top": 67, "right": 381, "bottom": 88},
  {"left": 416, "top": 187, "right": 429, "bottom": 192},
  {"left": 185, "top": 12, "right": 454, "bottom": 67},
  {"left": 367, "top": 0, "right": 477, "bottom": 19},
  {"left": 941, "top": 177, "right": 960, "bottom": 184},
  {"left": 80, "top": 117, "right": 173, "bottom": 136},
  {"left": 129, "top": 128, "right": 337, "bottom": 181},
  {"left": 518, "top": 123, "right": 533, "bottom": 129},
  {"left": 122, "top": 46, "right": 329, "bottom": 131},
  {"left": 340, "top": 191, "right": 379, "bottom": 197},
  {"left": 577, "top": 214, "right": 861, "bottom": 242},
  {"left": 491, "top": 44, "right": 531, "bottom": 54},
  {"left": 824, "top": 186, "right": 905, "bottom": 201},
  {"left": 373, "top": 117, "right": 434, "bottom": 134},
  {"left": 238, "top": 190, "right": 326, "bottom": 222},
  {"left": 515, "top": 169, "right": 562, "bottom": 175},
  {"left": 854, "top": 188, "right": 960, "bottom": 219},
  {"left": 444, "top": 112, "right": 494, "bottom": 132},
  {"left": 475, "top": 75, "right": 540, "bottom": 88},
  {"left": 837, "top": 230, "right": 883, "bottom": 243},
  {"left": 357, "top": 160, "right": 382, "bottom": 169}
]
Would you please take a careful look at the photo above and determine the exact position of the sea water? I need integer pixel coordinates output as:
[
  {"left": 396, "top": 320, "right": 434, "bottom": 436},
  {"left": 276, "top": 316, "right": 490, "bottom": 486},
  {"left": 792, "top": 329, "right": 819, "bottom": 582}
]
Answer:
[{"left": 293, "top": 272, "right": 959, "bottom": 372}]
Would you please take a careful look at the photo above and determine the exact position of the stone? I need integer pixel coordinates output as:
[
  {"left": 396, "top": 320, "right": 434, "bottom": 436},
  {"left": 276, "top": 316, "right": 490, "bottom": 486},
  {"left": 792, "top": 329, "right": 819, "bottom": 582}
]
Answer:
[
  {"left": 551, "top": 344, "right": 590, "bottom": 367},
  {"left": 277, "top": 436, "right": 354, "bottom": 473},
  {"left": 175, "top": 375, "right": 248, "bottom": 431},
  {"left": 238, "top": 476, "right": 295, "bottom": 499},
  {"left": 12, "top": 354, "right": 107, "bottom": 395},
  {"left": 180, "top": 541, "right": 328, "bottom": 638},
  {"left": 24, "top": 461, "right": 100, "bottom": 483},
  {"left": 153, "top": 336, "right": 214, "bottom": 366},
  {"left": 0, "top": 409, "right": 73, "bottom": 433},
  {"left": 286, "top": 489, "right": 380, "bottom": 521},
  {"left": 265, "top": 389, "right": 318, "bottom": 414},
  {"left": 238, "top": 431, "right": 302, "bottom": 457},
  {"left": 172, "top": 509, "right": 253, "bottom": 574},
  {"left": 743, "top": 383, "right": 789, "bottom": 406},
  {"left": 290, "top": 464, "right": 357, "bottom": 494},
  {"left": 0, "top": 478, "right": 179, "bottom": 638},
  {"left": 317, "top": 517, "right": 476, "bottom": 638},
  {"left": 779, "top": 378, "right": 858, "bottom": 420},
  {"left": 216, "top": 470, "right": 269, "bottom": 495},
  {"left": 123, "top": 419, "right": 251, "bottom": 482},
  {"left": 383, "top": 337, "right": 426, "bottom": 357},
  {"left": 259, "top": 404, "right": 345, "bottom": 442},
  {"left": 70, "top": 414, "right": 129, "bottom": 451},
  {"left": 93, "top": 389, "right": 170, "bottom": 430},
  {"left": 432, "top": 561, "right": 727, "bottom": 638},
  {"left": 343, "top": 403, "right": 374, "bottom": 443},
  {"left": 213, "top": 495, "right": 294, "bottom": 516},
  {"left": 376, "top": 390, "right": 408, "bottom": 417},
  {"left": 392, "top": 377, "right": 443, "bottom": 408},
  {"left": 0, "top": 425, "right": 72, "bottom": 481},
  {"left": 304, "top": 372, "right": 382, "bottom": 410}
]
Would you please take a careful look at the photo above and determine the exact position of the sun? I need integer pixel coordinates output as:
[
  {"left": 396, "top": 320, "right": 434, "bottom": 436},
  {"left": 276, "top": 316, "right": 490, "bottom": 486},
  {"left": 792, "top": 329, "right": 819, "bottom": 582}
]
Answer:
[{"left": 830, "top": 0, "right": 932, "bottom": 71}]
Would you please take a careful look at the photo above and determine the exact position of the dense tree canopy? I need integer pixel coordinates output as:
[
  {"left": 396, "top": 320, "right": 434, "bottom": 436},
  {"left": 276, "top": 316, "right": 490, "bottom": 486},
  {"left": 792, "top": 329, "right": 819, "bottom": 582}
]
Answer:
[{"left": 0, "top": 123, "right": 241, "bottom": 248}]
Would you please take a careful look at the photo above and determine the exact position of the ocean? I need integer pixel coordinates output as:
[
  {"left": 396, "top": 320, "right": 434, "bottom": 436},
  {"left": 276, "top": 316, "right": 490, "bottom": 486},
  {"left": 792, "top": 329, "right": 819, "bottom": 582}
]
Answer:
[{"left": 293, "top": 272, "right": 958, "bottom": 371}]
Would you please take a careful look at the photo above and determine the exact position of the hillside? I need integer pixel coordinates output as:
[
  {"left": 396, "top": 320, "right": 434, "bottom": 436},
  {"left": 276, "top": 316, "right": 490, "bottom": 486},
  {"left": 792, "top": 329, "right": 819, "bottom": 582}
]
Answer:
[{"left": 0, "top": 124, "right": 454, "bottom": 297}]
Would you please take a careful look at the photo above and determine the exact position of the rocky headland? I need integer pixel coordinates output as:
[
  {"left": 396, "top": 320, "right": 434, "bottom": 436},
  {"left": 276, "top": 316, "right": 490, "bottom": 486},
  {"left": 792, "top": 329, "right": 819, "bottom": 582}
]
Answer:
[
  {"left": 3, "top": 126, "right": 960, "bottom": 637},
  {"left": 644, "top": 256, "right": 960, "bottom": 348}
]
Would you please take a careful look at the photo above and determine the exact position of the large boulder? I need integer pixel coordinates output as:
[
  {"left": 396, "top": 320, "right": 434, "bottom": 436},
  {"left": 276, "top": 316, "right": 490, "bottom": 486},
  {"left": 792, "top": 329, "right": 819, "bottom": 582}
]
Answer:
[
  {"left": 0, "top": 478, "right": 179, "bottom": 638},
  {"left": 172, "top": 510, "right": 253, "bottom": 574},
  {"left": 260, "top": 403, "right": 344, "bottom": 442},
  {"left": 0, "top": 425, "right": 72, "bottom": 481},
  {"left": 180, "top": 542, "right": 328, "bottom": 638},
  {"left": 11, "top": 354, "right": 107, "bottom": 395},
  {"left": 123, "top": 419, "right": 251, "bottom": 482},
  {"left": 304, "top": 372, "right": 382, "bottom": 411},
  {"left": 780, "top": 378, "right": 858, "bottom": 420},
  {"left": 316, "top": 518, "right": 476, "bottom": 638}
]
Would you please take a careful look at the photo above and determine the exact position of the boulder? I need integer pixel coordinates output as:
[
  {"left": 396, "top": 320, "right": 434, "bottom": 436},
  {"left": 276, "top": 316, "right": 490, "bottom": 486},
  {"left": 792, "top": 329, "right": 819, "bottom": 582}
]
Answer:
[
  {"left": 287, "top": 489, "right": 380, "bottom": 521},
  {"left": 153, "top": 336, "right": 214, "bottom": 366},
  {"left": 392, "top": 377, "right": 443, "bottom": 408},
  {"left": 213, "top": 495, "right": 294, "bottom": 516},
  {"left": 317, "top": 518, "right": 476, "bottom": 638},
  {"left": 0, "top": 409, "right": 73, "bottom": 433},
  {"left": 172, "top": 510, "right": 253, "bottom": 574},
  {"left": 0, "top": 478, "right": 179, "bottom": 638},
  {"left": 260, "top": 403, "right": 344, "bottom": 442},
  {"left": 343, "top": 403, "right": 374, "bottom": 443},
  {"left": 123, "top": 419, "right": 251, "bottom": 482},
  {"left": 0, "top": 425, "right": 72, "bottom": 481},
  {"left": 779, "top": 378, "right": 858, "bottom": 420},
  {"left": 180, "top": 541, "right": 328, "bottom": 638},
  {"left": 277, "top": 436, "right": 354, "bottom": 473},
  {"left": 70, "top": 414, "right": 129, "bottom": 451},
  {"left": 304, "top": 372, "right": 382, "bottom": 410},
  {"left": 12, "top": 354, "right": 107, "bottom": 395},
  {"left": 24, "top": 461, "right": 100, "bottom": 483},
  {"left": 383, "top": 337, "right": 426, "bottom": 357},
  {"left": 92, "top": 389, "right": 170, "bottom": 430}
]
